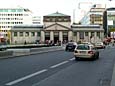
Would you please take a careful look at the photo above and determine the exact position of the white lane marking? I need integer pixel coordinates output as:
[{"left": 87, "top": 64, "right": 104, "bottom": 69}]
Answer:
[
  {"left": 5, "top": 69, "right": 47, "bottom": 86},
  {"left": 50, "top": 61, "right": 69, "bottom": 69},
  {"left": 69, "top": 58, "right": 75, "bottom": 61}
]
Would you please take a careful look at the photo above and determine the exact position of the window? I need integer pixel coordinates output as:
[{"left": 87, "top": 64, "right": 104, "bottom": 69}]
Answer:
[
  {"left": 25, "top": 32, "right": 29, "bottom": 37},
  {"left": 63, "top": 32, "right": 68, "bottom": 35},
  {"left": 74, "top": 32, "right": 77, "bottom": 36},
  {"left": 97, "top": 32, "right": 100, "bottom": 38},
  {"left": 11, "top": 9, "right": 16, "bottom": 12},
  {"left": 20, "top": 32, "right": 23, "bottom": 36},
  {"left": 14, "top": 32, "right": 17, "bottom": 37},
  {"left": 0, "top": 9, "right": 3, "bottom": 12},
  {"left": 79, "top": 32, "right": 84, "bottom": 39},
  {"left": 31, "top": 32, "right": 35, "bottom": 36},
  {"left": 17, "top": 9, "right": 23, "bottom": 12},
  {"left": 45, "top": 32, "right": 50, "bottom": 36},
  {"left": 85, "top": 32, "right": 88, "bottom": 36},
  {"left": 4, "top": 9, "right": 8, "bottom": 12},
  {"left": 37, "top": 32, "right": 40, "bottom": 36},
  {"left": 91, "top": 32, "right": 94, "bottom": 37}
]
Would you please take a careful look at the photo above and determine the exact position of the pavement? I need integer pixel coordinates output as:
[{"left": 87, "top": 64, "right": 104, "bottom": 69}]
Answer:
[
  {"left": 1, "top": 45, "right": 115, "bottom": 86},
  {"left": 111, "top": 63, "right": 115, "bottom": 86},
  {"left": 107, "top": 44, "right": 115, "bottom": 86}
]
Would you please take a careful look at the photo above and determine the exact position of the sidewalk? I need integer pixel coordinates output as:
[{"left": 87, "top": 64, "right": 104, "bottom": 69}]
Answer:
[{"left": 111, "top": 63, "right": 115, "bottom": 86}]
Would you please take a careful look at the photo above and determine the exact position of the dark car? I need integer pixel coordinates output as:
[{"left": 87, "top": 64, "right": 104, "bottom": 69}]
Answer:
[
  {"left": 65, "top": 42, "right": 77, "bottom": 51},
  {"left": 0, "top": 44, "right": 7, "bottom": 51}
]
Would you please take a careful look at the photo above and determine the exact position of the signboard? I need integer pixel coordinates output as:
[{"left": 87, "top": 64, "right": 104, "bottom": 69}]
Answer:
[
  {"left": 110, "top": 32, "right": 115, "bottom": 38},
  {"left": 108, "top": 20, "right": 113, "bottom": 25},
  {"left": 0, "top": 32, "right": 5, "bottom": 38}
]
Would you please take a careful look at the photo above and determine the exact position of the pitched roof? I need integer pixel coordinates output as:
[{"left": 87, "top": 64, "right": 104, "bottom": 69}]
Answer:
[
  {"left": 44, "top": 23, "right": 71, "bottom": 30},
  {"left": 44, "top": 12, "right": 70, "bottom": 17}
]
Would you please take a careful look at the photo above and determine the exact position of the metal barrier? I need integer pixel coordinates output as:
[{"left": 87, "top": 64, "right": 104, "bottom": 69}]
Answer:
[
  {"left": 0, "top": 51, "right": 13, "bottom": 58},
  {"left": 0, "top": 46, "right": 64, "bottom": 59}
]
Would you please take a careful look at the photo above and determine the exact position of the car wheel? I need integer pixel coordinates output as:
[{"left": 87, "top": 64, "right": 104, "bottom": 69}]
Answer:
[
  {"left": 65, "top": 47, "right": 68, "bottom": 51},
  {"left": 96, "top": 53, "right": 99, "bottom": 59},
  {"left": 75, "top": 57, "right": 80, "bottom": 61}
]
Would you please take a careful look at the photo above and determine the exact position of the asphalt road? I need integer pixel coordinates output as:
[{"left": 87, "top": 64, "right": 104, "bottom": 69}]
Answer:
[{"left": 0, "top": 46, "right": 115, "bottom": 86}]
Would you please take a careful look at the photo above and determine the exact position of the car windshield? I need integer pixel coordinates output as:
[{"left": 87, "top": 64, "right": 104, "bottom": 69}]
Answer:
[
  {"left": 95, "top": 42, "right": 103, "bottom": 45},
  {"left": 77, "top": 45, "right": 90, "bottom": 50},
  {"left": 67, "top": 42, "right": 76, "bottom": 45}
]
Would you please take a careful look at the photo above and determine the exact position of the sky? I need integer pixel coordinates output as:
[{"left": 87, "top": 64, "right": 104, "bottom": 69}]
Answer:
[{"left": 0, "top": 0, "right": 115, "bottom": 22}]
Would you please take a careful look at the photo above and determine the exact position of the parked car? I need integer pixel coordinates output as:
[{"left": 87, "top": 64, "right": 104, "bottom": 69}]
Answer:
[
  {"left": 94, "top": 42, "right": 105, "bottom": 49},
  {"left": 82, "top": 42, "right": 94, "bottom": 47},
  {"left": 74, "top": 44, "right": 99, "bottom": 60},
  {"left": 65, "top": 42, "right": 77, "bottom": 51},
  {"left": 0, "top": 44, "right": 7, "bottom": 51}
]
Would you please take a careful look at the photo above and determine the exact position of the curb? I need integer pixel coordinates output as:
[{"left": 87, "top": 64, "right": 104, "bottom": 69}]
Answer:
[{"left": 0, "top": 48, "right": 64, "bottom": 59}]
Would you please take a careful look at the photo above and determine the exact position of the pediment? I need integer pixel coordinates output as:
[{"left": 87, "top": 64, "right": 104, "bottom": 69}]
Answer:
[{"left": 44, "top": 23, "right": 71, "bottom": 31}]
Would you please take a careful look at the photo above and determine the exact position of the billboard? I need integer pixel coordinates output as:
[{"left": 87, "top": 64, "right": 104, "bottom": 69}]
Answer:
[
  {"left": 0, "top": 32, "right": 5, "bottom": 38},
  {"left": 108, "top": 20, "right": 113, "bottom": 25},
  {"left": 110, "top": 32, "right": 115, "bottom": 38}
]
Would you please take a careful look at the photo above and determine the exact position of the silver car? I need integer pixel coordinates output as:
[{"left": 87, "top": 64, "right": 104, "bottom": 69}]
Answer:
[
  {"left": 94, "top": 42, "right": 105, "bottom": 49},
  {"left": 74, "top": 44, "right": 99, "bottom": 60}
]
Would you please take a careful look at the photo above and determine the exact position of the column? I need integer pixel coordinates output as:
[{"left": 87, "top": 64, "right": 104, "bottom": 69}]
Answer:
[
  {"left": 77, "top": 32, "right": 79, "bottom": 42},
  {"left": 68, "top": 31, "right": 73, "bottom": 41},
  {"left": 50, "top": 31, "right": 54, "bottom": 41},
  {"left": 59, "top": 31, "right": 63, "bottom": 42},
  {"left": 100, "top": 32, "right": 104, "bottom": 41},
  {"left": 88, "top": 32, "right": 91, "bottom": 42},
  {"left": 41, "top": 31, "right": 45, "bottom": 42},
  {"left": 94, "top": 32, "right": 97, "bottom": 43},
  {"left": 94, "top": 32, "right": 97, "bottom": 38}
]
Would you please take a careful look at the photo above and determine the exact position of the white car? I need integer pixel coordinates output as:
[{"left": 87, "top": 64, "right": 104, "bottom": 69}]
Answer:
[
  {"left": 82, "top": 42, "right": 94, "bottom": 47},
  {"left": 94, "top": 42, "right": 105, "bottom": 49},
  {"left": 74, "top": 44, "right": 99, "bottom": 60}
]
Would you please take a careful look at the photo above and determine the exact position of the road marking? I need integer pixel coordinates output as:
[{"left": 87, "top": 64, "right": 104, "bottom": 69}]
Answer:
[
  {"left": 69, "top": 58, "right": 75, "bottom": 61},
  {"left": 5, "top": 69, "right": 47, "bottom": 86},
  {"left": 50, "top": 61, "right": 69, "bottom": 68}
]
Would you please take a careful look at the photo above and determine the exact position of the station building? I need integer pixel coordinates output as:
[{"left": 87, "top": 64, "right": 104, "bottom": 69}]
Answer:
[{"left": 11, "top": 12, "right": 104, "bottom": 44}]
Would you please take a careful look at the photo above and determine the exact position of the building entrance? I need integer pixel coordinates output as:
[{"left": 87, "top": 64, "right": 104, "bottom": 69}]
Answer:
[
  {"left": 45, "top": 32, "right": 50, "bottom": 44},
  {"left": 54, "top": 36, "right": 59, "bottom": 44},
  {"left": 45, "top": 36, "right": 50, "bottom": 40},
  {"left": 54, "top": 32, "right": 59, "bottom": 44},
  {"left": 63, "top": 32, "right": 68, "bottom": 43}
]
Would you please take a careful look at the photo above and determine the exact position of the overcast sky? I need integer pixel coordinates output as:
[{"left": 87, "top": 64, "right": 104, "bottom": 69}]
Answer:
[{"left": 0, "top": 0, "right": 115, "bottom": 22}]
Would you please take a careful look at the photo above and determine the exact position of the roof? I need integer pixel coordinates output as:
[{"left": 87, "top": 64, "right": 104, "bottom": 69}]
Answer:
[
  {"left": 44, "top": 23, "right": 71, "bottom": 30},
  {"left": 71, "top": 24, "right": 101, "bottom": 28},
  {"left": 44, "top": 12, "right": 70, "bottom": 17},
  {"left": 13, "top": 25, "right": 43, "bottom": 28},
  {"left": 107, "top": 7, "right": 115, "bottom": 11},
  {"left": 71, "top": 24, "right": 104, "bottom": 31}
]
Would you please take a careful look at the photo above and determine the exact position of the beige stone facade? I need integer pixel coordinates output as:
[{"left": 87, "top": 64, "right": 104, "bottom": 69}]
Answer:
[{"left": 10, "top": 12, "right": 104, "bottom": 44}]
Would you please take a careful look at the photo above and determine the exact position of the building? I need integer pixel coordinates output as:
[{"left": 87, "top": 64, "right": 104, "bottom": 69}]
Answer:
[
  {"left": 72, "top": 25, "right": 104, "bottom": 43},
  {"left": 11, "top": 12, "right": 104, "bottom": 44},
  {"left": 0, "top": 7, "right": 33, "bottom": 43},
  {"left": 103, "top": 8, "right": 115, "bottom": 37},
  {"left": 32, "top": 16, "right": 41, "bottom": 25},
  {"left": 80, "top": 4, "right": 105, "bottom": 25},
  {"left": 11, "top": 25, "right": 43, "bottom": 44},
  {"left": 42, "top": 12, "right": 72, "bottom": 43}
]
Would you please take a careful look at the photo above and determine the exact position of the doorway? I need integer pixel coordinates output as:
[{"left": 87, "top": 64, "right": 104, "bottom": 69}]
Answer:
[
  {"left": 54, "top": 32, "right": 59, "bottom": 44},
  {"left": 54, "top": 36, "right": 59, "bottom": 44}
]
